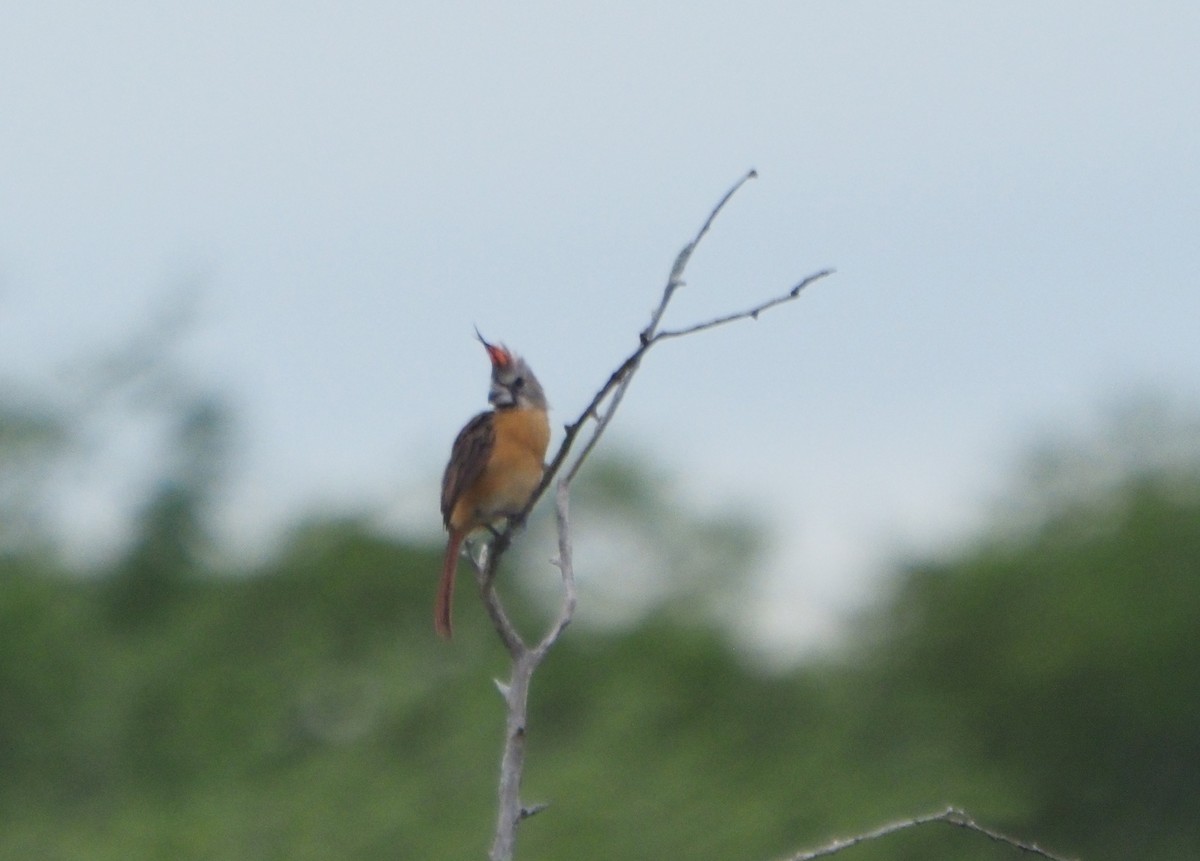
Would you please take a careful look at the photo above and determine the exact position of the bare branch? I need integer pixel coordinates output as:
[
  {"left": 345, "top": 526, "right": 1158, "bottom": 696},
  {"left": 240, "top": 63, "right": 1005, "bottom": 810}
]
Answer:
[
  {"left": 942, "top": 808, "right": 1078, "bottom": 861},
  {"left": 535, "top": 479, "right": 577, "bottom": 654},
  {"left": 779, "top": 807, "right": 1077, "bottom": 861},
  {"left": 476, "top": 566, "right": 524, "bottom": 657},
  {"left": 554, "top": 262, "right": 830, "bottom": 491},
  {"left": 472, "top": 174, "right": 1062, "bottom": 861},
  {"left": 519, "top": 173, "right": 828, "bottom": 521},
  {"left": 644, "top": 167, "right": 759, "bottom": 341},
  {"left": 478, "top": 170, "right": 832, "bottom": 861},
  {"left": 563, "top": 369, "right": 635, "bottom": 486},
  {"left": 483, "top": 466, "right": 579, "bottom": 860},
  {"left": 488, "top": 650, "right": 536, "bottom": 861},
  {"left": 654, "top": 268, "right": 835, "bottom": 343}
]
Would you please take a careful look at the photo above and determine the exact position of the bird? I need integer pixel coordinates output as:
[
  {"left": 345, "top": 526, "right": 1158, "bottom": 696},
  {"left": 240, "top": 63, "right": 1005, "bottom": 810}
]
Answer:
[{"left": 436, "top": 332, "right": 550, "bottom": 639}]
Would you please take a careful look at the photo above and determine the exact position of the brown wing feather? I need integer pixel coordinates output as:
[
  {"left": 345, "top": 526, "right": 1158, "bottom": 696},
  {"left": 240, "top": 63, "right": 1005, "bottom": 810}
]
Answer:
[{"left": 440, "top": 411, "right": 495, "bottom": 527}]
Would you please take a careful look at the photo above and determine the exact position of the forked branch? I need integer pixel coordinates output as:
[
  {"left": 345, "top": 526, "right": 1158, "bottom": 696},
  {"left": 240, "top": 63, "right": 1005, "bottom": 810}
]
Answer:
[
  {"left": 469, "top": 172, "right": 1066, "bottom": 861},
  {"left": 473, "top": 170, "right": 833, "bottom": 861},
  {"left": 781, "top": 806, "right": 1077, "bottom": 861}
]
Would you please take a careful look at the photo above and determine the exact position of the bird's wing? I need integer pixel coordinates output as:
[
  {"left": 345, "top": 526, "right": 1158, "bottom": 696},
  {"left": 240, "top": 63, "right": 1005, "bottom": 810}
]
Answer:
[{"left": 440, "top": 411, "right": 495, "bottom": 527}]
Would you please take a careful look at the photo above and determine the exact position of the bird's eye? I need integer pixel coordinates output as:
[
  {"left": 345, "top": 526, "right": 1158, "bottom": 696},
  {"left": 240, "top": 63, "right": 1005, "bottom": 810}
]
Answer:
[{"left": 512, "top": 376, "right": 525, "bottom": 389}]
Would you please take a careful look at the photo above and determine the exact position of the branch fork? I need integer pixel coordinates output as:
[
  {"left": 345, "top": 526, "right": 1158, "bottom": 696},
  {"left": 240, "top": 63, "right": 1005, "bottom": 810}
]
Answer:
[
  {"left": 781, "top": 806, "right": 1076, "bottom": 861},
  {"left": 465, "top": 169, "right": 832, "bottom": 861}
]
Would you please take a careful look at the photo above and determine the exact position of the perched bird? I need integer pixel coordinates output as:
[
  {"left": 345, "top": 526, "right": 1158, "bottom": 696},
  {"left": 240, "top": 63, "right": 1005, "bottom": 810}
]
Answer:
[{"left": 437, "top": 333, "right": 550, "bottom": 639}]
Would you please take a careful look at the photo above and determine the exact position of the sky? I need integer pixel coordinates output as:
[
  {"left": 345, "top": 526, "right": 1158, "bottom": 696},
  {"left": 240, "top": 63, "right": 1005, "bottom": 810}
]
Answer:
[{"left": 3, "top": 2, "right": 1199, "bottom": 652}]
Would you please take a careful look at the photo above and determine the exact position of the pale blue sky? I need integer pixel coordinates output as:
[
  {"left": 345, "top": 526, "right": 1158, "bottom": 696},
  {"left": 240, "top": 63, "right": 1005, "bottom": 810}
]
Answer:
[{"left": 3, "top": 3, "right": 1198, "bottom": 650}]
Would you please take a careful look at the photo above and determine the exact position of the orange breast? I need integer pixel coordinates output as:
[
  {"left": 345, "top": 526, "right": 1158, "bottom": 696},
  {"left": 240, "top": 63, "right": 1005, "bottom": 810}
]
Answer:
[{"left": 449, "top": 407, "right": 550, "bottom": 531}]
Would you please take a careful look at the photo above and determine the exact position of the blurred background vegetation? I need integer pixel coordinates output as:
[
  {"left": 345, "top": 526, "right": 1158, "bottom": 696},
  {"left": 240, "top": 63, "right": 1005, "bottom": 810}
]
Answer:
[{"left": 1, "top": 342, "right": 1197, "bottom": 861}]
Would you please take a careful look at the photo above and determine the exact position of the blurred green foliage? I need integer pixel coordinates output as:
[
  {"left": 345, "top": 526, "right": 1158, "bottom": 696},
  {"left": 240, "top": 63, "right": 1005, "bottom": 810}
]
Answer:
[{"left": 0, "top": 387, "right": 1197, "bottom": 860}]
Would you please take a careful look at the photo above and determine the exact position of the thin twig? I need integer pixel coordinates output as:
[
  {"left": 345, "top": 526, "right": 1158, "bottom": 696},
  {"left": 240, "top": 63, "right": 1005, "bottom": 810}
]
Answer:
[
  {"left": 564, "top": 370, "right": 635, "bottom": 486},
  {"left": 559, "top": 264, "right": 829, "bottom": 487},
  {"left": 521, "top": 249, "right": 828, "bottom": 516},
  {"left": 780, "top": 806, "right": 1077, "bottom": 861},
  {"left": 510, "top": 169, "right": 763, "bottom": 527},
  {"left": 519, "top": 803, "right": 550, "bottom": 821},
  {"left": 943, "top": 807, "right": 1077, "bottom": 860},
  {"left": 654, "top": 268, "right": 835, "bottom": 342},
  {"left": 535, "top": 479, "right": 577, "bottom": 654},
  {"left": 644, "top": 167, "right": 759, "bottom": 341},
  {"left": 477, "top": 575, "right": 524, "bottom": 657}
]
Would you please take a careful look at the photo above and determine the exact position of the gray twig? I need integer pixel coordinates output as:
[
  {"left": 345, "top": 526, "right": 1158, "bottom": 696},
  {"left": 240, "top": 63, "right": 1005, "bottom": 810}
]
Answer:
[{"left": 780, "top": 806, "right": 1077, "bottom": 861}]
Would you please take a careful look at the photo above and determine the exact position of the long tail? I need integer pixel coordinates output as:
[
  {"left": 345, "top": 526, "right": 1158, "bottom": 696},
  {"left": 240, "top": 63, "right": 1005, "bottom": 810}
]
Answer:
[{"left": 435, "top": 529, "right": 465, "bottom": 639}]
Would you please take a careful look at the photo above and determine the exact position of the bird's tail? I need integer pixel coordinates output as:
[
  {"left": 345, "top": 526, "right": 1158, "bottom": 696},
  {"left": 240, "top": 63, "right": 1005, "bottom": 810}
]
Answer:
[{"left": 435, "top": 530, "right": 464, "bottom": 639}]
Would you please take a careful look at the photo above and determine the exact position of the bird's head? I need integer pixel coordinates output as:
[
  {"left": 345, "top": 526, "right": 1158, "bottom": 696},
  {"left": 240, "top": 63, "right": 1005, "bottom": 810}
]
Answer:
[{"left": 476, "top": 329, "right": 548, "bottom": 411}]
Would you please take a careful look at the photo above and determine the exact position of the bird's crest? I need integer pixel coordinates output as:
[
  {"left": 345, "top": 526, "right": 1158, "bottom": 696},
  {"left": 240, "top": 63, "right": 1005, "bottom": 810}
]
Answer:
[{"left": 474, "top": 327, "right": 512, "bottom": 368}]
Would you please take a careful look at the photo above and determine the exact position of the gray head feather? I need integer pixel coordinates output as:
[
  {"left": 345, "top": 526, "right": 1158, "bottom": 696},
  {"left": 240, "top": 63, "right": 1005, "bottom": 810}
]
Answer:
[{"left": 489, "top": 353, "right": 548, "bottom": 411}]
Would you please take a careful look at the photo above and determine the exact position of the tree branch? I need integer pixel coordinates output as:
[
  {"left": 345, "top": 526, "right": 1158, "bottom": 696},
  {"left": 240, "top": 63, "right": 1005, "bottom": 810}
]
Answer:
[
  {"left": 483, "top": 474, "right": 576, "bottom": 861},
  {"left": 645, "top": 167, "right": 759, "bottom": 339},
  {"left": 536, "top": 479, "right": 577, "bottom": 654},
  {"left": 524, "top": 182, "right": 831, "bottom": 517},
  {"left": 468, "top": 173, "right": 1065, "bottom": 861},
  {"left": 779, "top": 806, "right": 1077, "bottom": 861},
  {"left": 475, "top": 539, "right": 523, "bottom": 658},
  {"left": 474, "top": 170, "right": 833, "bottom": 861},
  {"left": 654, "top": 268, "right": 834, "bottom": 343}
]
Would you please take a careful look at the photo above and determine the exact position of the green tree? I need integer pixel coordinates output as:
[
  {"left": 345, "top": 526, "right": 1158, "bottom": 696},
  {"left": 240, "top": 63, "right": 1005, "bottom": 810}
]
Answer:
[
  {"left": 1, "top": 380, "right": 1197, "bottom": 860},
  {"left": 104, "top": 396, "right": 229, "bottom": 625},
  {"left": 861, "top": 407, "right": 1200, "bottom": 859}
]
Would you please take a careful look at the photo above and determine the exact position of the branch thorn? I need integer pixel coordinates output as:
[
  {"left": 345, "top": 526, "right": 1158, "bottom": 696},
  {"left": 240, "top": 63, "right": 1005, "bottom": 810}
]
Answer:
[{"left": 519, "top": 803, "right": 549, "bottom": 821}]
